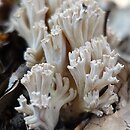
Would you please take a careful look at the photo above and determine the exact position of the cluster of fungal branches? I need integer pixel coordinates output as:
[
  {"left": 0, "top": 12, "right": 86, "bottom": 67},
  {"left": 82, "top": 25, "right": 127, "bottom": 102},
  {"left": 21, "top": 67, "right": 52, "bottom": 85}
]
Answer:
[{"left": 9, "top": 0, "right": 124, "bottom": 129}]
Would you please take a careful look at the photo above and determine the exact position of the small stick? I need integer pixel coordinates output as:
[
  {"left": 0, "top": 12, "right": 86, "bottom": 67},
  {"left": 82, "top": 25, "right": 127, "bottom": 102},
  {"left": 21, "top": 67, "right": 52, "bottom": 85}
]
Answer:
[
  {"left": 74, "top": 119, "right": 89, "bottom": 130},
  {"left": 103, "top": 10, "right": 110, "bottom": 36}
]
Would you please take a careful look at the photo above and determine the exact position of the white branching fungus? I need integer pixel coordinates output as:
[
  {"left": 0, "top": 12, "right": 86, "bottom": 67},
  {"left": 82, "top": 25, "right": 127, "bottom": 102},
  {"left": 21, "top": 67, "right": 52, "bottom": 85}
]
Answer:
[
  {"left": 16, "top": 63, "right": 76, "bottom": 130},
  {"left": 21, "top": 63, "right": 55, "bottom": 97},
  {"left": 68, "top": 36, "right": 124, "bottom": 116},
  {"left": 55, "top": 0, "right": 79, "bottom": 14},
  {"left": 12, "top": 0, "right": 126, "bottom": 129},
  {"left": 10, "top": 0, "right": 48, "bottom": 67},
  {"left": 84, "top": 85, "right": 118, "bottom": 116},
  {"left": 15, "top": 95, "right": 33, "bottom": 115},
  {"left": 67, "top": 43, "right": 92, "bottom": 98},
  {"left": 49, "top": 0, "right": 105, "bottom": 49},
  {"left": 45, "top": 0, "right": 79, "bottom": 17},
  {"left": 11, "top": 0, "right": 48, "bottom": 46},
  {"left": 41, "top": 25, "right": 67, "bottom": 75},
  {"left": 20, "top": 0, "right": 48, "bottom": 26},
  {"left": 23, "top": 21, "right": 48, "bottom": 67}
]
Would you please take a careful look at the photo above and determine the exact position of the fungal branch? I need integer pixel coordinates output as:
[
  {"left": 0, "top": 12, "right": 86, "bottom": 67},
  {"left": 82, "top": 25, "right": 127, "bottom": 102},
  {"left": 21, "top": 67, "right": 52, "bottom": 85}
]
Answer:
[
  {"left": 41, "top": 25, "right": 67, "bottom": 75},
  {"left": 24, "top": 21, "right": 48, "bottom": 67},
  {"left": 12, "top": 0, "right": 125, "bottom": 129},
  {"left": 49, "top": 0, "right": 105, "bottom": 50},
  {"left": 10, "top": 0, "right": 48, "bottom": 67},
  {"left": 15, "top": 63, "right": 76, "bottom": 130},
  {"left": 68, "top": 36, "right": 124, "bottom": 116}
]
